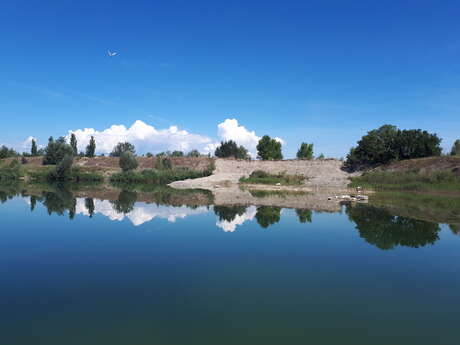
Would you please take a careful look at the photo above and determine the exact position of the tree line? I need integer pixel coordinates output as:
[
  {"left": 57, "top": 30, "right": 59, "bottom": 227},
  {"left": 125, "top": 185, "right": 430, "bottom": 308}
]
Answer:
[{"left": 1, "top": 126, "right": 459, "bottom": 170}]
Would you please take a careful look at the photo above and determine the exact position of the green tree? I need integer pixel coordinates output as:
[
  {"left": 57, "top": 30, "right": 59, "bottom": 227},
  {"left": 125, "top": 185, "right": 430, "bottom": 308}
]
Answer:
[
  {"left": 345, "top": 125, "right": 442, "bottom": 171},
  {"left": 70, "top": 133, "right": 78, "bottom": 156},
  {"left": 31, "top": 139, "right": 38, "bottom": 156},
  {"left": 214, "top": 140, "right": 249, "bottom": 159},
  {"left": 110, "top": 142, "right": 136, "bottom": 157},
  {"left": 257, "top": 135, "right": 283, "bottom": 160},
  {"left": 119, "top": 152, "right": 138, "bottom": 172},
  {"left": 395, "top": 129, "right": 442, "bottom": 160},
  {"left": 317, "top": 153, "right": 325, "bottom": 159},
  {"left": 85, "top": 136, "right": 96, "bottom": 158},
  {"left": 43, "top": 137, "right": 74, "bottom": 165},
  {"left": 451, "top": 140, "right": 460, "bottom": 156},
  {"left": 145, "top": 152, "right": 154, "bottom": 158},
  {"left": 296, "top": 143, "right": 314, "bottom": 160}
]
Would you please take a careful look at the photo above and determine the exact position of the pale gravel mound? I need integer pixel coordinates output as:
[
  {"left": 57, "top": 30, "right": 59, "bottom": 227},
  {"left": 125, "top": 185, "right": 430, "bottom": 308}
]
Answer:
[{"left": 170, "top": 158, "right": 358, "bottom": 191}]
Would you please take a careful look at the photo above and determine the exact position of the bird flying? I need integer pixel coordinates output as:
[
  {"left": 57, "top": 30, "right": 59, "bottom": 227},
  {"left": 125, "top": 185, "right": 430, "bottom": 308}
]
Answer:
[{"left": 107, "top": 50, "right": 117, "bottom": 57}]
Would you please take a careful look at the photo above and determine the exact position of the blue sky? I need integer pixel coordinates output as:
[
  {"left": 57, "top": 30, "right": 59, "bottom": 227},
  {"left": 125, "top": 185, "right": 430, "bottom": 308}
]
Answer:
[{"left": 1, "top": 0, "right": 459, "bottom": 157}]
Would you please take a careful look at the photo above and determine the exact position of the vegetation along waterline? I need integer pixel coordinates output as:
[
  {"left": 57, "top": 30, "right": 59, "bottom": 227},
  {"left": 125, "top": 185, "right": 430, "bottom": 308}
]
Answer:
[{"left": 1, "top": 123, "right": 459, "bottom": 194}]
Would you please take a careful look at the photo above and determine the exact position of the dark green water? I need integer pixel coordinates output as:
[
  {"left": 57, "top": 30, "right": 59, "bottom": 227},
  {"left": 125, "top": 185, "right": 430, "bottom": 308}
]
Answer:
[{"left": 1, "top": 187, "right": 460, "bottom": 345}]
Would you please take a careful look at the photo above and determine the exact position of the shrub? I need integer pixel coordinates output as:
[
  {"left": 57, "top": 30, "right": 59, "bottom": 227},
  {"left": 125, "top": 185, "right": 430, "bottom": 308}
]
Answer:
[
  {"left": 119, "top": 152, "right": 138, "bottom": 172},
  {"left": 0, "top": 159, "right": 22, "bottom": 180},
  {"left": 240, "top": 170, "right": 304, "bottom": 185},
  {"left": 155, "top": 157, "right": 172, "bottom": 170},
  {"left": 215, "top": 140, "right": 249, "bottom": 159},
  {"left": 110, "top": 142, "right": 136, "bottom": 157}
]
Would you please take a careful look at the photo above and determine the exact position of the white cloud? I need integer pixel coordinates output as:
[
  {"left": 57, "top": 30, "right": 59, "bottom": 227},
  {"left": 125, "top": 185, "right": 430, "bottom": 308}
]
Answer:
[
  {"left": 66, "top": 120, "right": 215, "bottom": 155},
  {"left": 14, "top": 136, "right": 41, "bottom": 153},
  {"left": 217, "top": 118, "right": 260, "bottom": 156}
]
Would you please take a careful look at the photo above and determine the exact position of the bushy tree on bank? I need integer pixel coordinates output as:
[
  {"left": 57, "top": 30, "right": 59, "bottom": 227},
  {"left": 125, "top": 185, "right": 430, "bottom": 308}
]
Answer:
[
  {"left": 451, "top": 140, "right": 460, "bottom": 156},
  {"left": 85, "top": 136, "right": 96, "bottom": 158},
  {"left": 119, "top": 152, "right": 138, "bottom": 172},
  {"left": 296, "top": 143, "right": 314, "bottom": 160},
  {"left": 215, "top": 140, "right": 249, "bottom": 159},
  {"left": 0, "top": 145, "right": 18, "bottom": 159},
  {"left": 257, "top": 135, "right": 283, "bottom": 160},
  {"left": 43, "top": 137, "right": 74, "bottom": 165},
  {"left": 70, "top": 133, "right": 78, "bottom": 156},
  {"left": 110, "top": 142, "right": 136, "bottom": 157},
  {"left": 345, "top": 125, "right": 442, "bottom": 171}
]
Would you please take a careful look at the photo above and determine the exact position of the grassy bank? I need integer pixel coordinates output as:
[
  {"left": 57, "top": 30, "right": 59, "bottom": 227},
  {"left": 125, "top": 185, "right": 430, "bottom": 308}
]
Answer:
[
  {"left": 29, "top": 168, "right": 104, "bottom": 183},
  {"left": 110, "top": 168, "right": 212, "bottom": 185},
  {"left": 349, "top": 170, "right": 460, "bottom": 192},
  {"left": 240, "top": 170, "right": 304, "bottom": 186}
]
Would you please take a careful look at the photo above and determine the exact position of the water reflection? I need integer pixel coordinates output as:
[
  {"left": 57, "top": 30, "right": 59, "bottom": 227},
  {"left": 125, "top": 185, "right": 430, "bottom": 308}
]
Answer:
[
  {"left": 346, "top": 204, "right": 441, "bottom": 250},
  {"left": 255, "top": 206, "right": 282, "bottom": 228},
  {"left": 110, "top": 190, "right": 137, "bottom": 215},
  {"left": 296, "top": 209, "right": 312, "bottom": 223},
  {"left": 1, "top": 184, "right": 458, "bottom": 249},
  {"left": 214, "top": 205, "right": 257, "bottom": 232}
]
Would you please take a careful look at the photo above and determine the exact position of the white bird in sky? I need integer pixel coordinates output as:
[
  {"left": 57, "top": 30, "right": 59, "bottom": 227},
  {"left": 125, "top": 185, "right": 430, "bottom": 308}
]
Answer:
[{"left": 107, "top": 50, "right": 117, "bottom": 57}]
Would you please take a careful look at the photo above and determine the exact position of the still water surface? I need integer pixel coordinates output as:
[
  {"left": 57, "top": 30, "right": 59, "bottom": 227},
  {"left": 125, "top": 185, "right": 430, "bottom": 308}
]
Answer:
[{"left": 1, "top": 187, "right": 459, "bottom": 345}]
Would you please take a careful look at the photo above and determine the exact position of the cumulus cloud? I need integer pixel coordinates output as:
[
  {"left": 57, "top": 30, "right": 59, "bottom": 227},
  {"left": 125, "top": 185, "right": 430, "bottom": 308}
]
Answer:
[
  {"left": 17, "top": 118, "right": 283, "bottom": 157},
  {"left": 217, "top": 119, "right": 285, "bottom": 156},
  {"left": 11, "top": 136, "right": 41, "bottom": 153},
  {"left": 66, "top": 120, "right": 215, "bottom": 155}
]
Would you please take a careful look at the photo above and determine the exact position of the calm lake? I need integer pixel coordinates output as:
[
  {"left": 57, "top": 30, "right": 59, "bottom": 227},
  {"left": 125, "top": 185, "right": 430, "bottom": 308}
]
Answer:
[{"left": 1, "top": 185, "right": 460, "bottom": 345}]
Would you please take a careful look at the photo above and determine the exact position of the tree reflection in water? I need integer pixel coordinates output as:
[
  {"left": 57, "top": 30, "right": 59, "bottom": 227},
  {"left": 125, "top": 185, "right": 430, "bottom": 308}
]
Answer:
[
  {"left": 110, "top": 190, "right": 138, "bottom": 215},
  {"left": 42, "top": 188, "right": 77, "bottom": 219},
  {"left": 255, "top": 206, "right": 281, "bottom": 228},
  {"left": 295, "top": 209, "right": 312, "bottom": 223},
  {"left": 214, "top": 205, "right": 248, "bottom": 222},
  {"left": 85, "top": 198, "right": 95, "bottom": 218},
  {"left": 346, "top": 204, "right": 440, "bottom": 250},
  {"left": 450, "top": 224, "right": 460, "bottom": 235}
]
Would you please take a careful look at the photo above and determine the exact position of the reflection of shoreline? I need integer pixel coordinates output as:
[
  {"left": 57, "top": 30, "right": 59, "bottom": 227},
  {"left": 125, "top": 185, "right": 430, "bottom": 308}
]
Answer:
[{"left": 3, "top": 184, "right": 459, "bottom": 247}]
